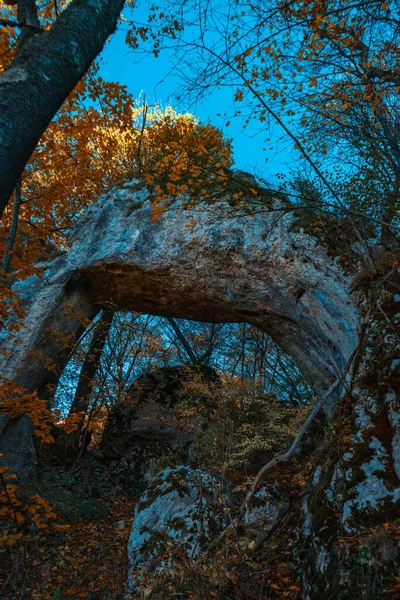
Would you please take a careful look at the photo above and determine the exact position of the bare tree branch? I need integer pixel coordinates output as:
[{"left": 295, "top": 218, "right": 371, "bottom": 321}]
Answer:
[
  {"left": 238, "top": 344, "right": 360, "bottom": 524},
  {"left": 167, "top": 317, "right": 198, "bottom": 365}
]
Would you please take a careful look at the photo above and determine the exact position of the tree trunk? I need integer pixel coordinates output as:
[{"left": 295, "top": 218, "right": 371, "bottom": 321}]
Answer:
[
  {"left": 166, "top": 317, "right": 198, "bottom": 365},
  {"left": 59, "top": 309, "right": 113, "bottom": 462},
  {"left": 0, "top": 0, "right": 125, "bottom": 217},
  {"left": 1, "top": 180, "right": 22, "bottom": 273},
  {"left": 70, "top": 309, "right": 113, "bottom": 416}
]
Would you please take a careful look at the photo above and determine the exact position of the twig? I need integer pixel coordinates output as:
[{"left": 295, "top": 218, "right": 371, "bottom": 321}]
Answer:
[
  {"left": 190, "top": 474, "right": 204, "bottom": 558},
  {"left": 237, "top": 344, "right": 359, "bottom": 526}
]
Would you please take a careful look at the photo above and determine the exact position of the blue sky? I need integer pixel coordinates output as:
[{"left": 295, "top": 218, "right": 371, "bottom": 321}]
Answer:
[{"left": 98, "top": 2, "right": 294, "bottom": 184}]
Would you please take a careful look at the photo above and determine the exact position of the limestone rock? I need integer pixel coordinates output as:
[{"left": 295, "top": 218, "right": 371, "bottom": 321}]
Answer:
[
  {"left": 0, "top": 414, "right": 37, "bottom": 482},
  {"left": 0, "top": 180, "right": 359, "bottom": 408},
  {"left": 300, "top": 275, "right": 400, "bottom": 598},
  {"left": 0, "top": 181, "right": 359, "bottom": 489},
  {"left": 126, "top": 466, "right": 230, "bottom": 594},
  {"left": 102, "top": 365, "right": 215, "bottom": 459}
]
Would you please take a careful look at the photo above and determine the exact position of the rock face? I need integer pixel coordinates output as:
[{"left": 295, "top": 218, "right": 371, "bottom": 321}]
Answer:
[
  {"left": 101, "top": 366, "right": 216, "bottom": 490},
  {"left": 300, "top": 273, "right": 400, "bottom": 599},
  {"left": 0, "top": 180, "right": 358, "bottom": 484},
  {"left": 126, "top": 466, "right": 230, "bottom": 594},
  {"left": 0, "top": 415, "right": 36, "bottom": 482}
]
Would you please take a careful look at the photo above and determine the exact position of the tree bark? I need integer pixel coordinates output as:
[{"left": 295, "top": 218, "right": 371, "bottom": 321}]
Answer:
[
  {"left": 166, "top": 317, "right": 198, "bottom": 365},
  {"left": 1, "top": 180, "right": 21, "bottom": 273},
  {"left": 0, "top": 0, "right": 125, "bottom": 217},
  {"left": 17, "top": 0, "right": 41, "bottom": 45}
]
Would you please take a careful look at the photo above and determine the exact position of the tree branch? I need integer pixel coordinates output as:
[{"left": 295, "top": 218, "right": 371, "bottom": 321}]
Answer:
[{"left": 238, "top": 344, "right": 359, "bottom": 524}]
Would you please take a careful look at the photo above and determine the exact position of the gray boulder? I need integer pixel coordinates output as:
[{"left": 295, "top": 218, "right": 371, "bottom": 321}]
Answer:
[{"left": 126, "top": 466, "right": 230, "bottom": 594}]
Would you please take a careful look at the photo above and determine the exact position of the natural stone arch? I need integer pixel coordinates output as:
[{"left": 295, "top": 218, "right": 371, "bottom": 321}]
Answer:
[
  {"left": 2, "top": 182, "right": 400, "bottom": 599},
  {"left": 0, "top": 181, "right": 359, "bottom": 408}
]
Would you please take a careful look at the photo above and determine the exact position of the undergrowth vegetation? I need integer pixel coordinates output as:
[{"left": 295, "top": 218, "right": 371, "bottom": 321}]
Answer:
[{"left": 0, "top": 368, "right": 315, "bottom": 599}]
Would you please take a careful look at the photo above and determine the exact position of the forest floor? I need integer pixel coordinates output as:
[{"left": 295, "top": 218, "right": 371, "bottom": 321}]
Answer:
[
  {"left": 0, "top": 451, "right": 311, "bottom": 599},
  {"left": 0, "top": 460, "right": 136, "bottom": 599}
]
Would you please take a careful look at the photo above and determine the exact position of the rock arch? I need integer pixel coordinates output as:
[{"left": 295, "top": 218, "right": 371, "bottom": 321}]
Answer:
[{"left": 0, "top": 181, "right": 359, "bottom": 405}]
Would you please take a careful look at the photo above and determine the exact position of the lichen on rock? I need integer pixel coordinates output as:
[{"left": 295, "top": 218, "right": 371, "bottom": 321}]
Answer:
[{"left": 126, "top": 466, "right": 230, "bottom": 595}]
